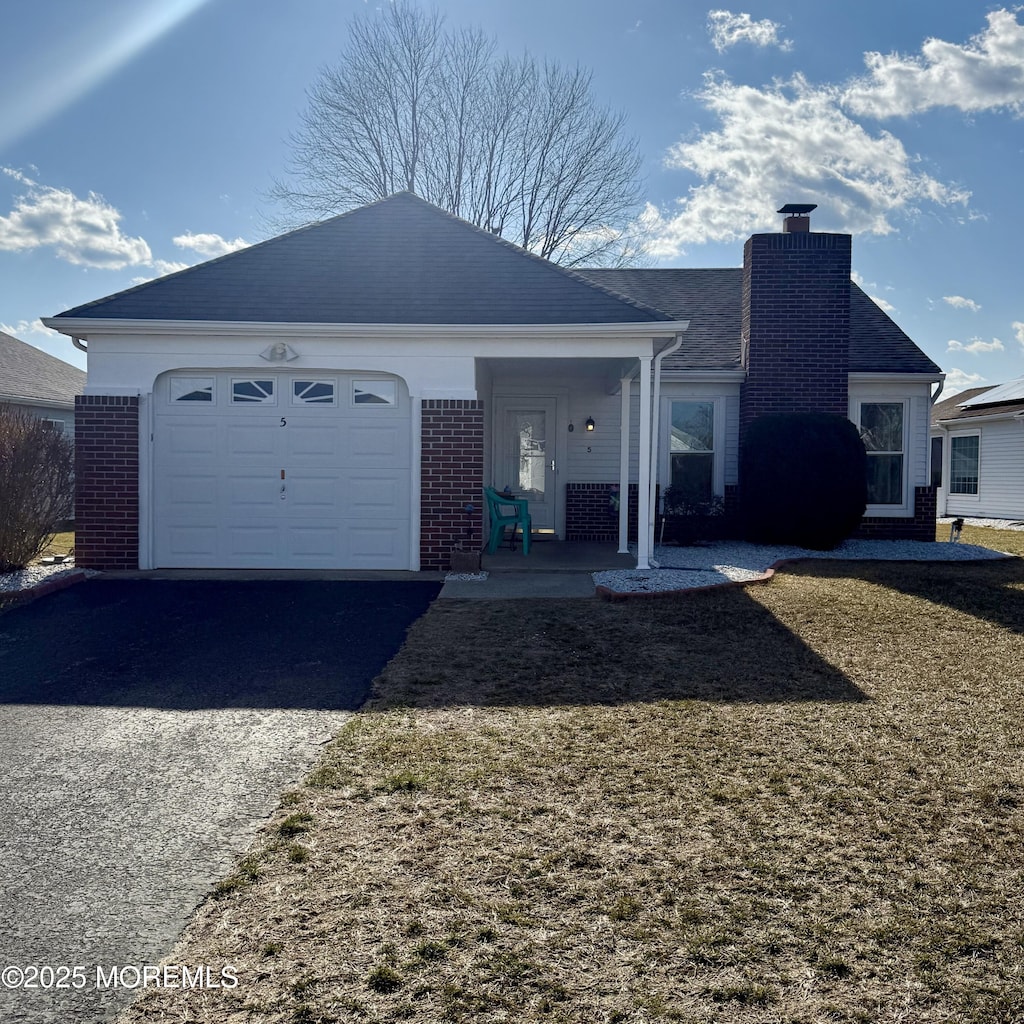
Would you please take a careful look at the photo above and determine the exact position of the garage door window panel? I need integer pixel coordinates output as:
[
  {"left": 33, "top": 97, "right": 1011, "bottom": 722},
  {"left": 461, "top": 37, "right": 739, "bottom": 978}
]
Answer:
[
  {"left": 232, "top": 379, "right": 277, "bottom": 404},
  {"left": 353, "top": 380, "right": 397, "bottom": 407},
  {"left": 171, "top": 377, "right": 215, "bottom": 403},
  {"left": 292, "top": 380, "right": 337, "bottom": 406}
]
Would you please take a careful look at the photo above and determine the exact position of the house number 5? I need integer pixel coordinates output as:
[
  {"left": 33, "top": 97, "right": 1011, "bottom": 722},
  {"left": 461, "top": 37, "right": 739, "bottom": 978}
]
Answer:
[{"left": 280, "top": 417, "right": 287, "bottom": 427}]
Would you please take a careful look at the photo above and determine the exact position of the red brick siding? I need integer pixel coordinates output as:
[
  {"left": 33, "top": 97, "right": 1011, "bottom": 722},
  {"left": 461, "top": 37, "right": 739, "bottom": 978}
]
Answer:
[
  {"left": 854, "top": 486, "right": 937, "bottom": 542},
  {"left": 565, "top": 483, "right": 645, "bottom": 542},
  {"left": 565, "top": 483, "right": 619, "bottom": 541},
  {"left": 74, "top": 395, "right": 139, "bottom": 570},
  {"left": 420, "top": 400, "right": 484, "bottom": 571},
  {"left": 740, "top": 231, "right": 851, "bottom": 436}
]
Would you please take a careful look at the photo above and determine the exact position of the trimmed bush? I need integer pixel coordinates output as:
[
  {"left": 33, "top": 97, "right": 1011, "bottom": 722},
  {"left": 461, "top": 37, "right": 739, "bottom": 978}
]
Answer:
[
  {"left": 659, "top": 491, "right": 731, "bottom": 545},
  {"left": 740, "top": 412, "right": 867, "bottom": 550},
  {"left": 0, "top": 405, "right": 75, "bottom": 571}
]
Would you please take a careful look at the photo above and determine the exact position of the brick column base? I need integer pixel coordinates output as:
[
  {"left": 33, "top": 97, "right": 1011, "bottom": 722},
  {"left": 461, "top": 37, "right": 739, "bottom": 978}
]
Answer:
[
  {"left": 74, "top": 396, "right": 140, "bottom": 569},
  {"left": 420, "top": 400, "right": 484, "bottom": 571}
]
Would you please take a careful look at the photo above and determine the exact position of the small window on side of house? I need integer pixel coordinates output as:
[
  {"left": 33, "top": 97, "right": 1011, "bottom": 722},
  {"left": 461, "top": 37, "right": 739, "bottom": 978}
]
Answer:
[
  {"left": 949, "top": 434, "right": 980, "bottom": 495},
  {"left": 40, "top": 418, "right": 66, "bottom": 433},
  {"left": 930, "top": 435, "right": 943, "bottom": 488}
]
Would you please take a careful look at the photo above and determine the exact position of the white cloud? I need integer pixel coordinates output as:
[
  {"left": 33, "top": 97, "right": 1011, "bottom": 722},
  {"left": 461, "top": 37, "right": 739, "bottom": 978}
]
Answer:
[
  {"left": 645, "top": 73, "right": 969, "bottom": 253},
  {"left": 173, "top": 231, "right": 249, "bottom": 259},
  {"left": 943, "top": 367, "right": 986, "bottom": 396},
  {"left": 947, "top": 336, "right": 1004, "bottom": 354},
  {"left": 852, "top": 270, "right": 896, "bottom": 313},
  {"left": 843, "top": 8, "right": 1024, "bottom": 118},
  {"left": 0, "top": 176, "right": 151, "bottom": 269},
  {"left": 707, "top": 10, "right": 792, "bottom": 53},
  {"left": 1014, "top": 321, "right": 1024, "bottom": 348},
  {"left": 943, "top": 295, "right": 981, "bottom": 312},
  {"left": 0, "top": 317, "right": 62, "bottom": 341}
]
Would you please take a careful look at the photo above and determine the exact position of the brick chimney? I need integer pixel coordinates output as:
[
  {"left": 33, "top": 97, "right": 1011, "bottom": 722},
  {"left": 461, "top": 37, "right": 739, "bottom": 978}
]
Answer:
[{"left": 740, "top": 203, "right": 851, "bottom": 435}]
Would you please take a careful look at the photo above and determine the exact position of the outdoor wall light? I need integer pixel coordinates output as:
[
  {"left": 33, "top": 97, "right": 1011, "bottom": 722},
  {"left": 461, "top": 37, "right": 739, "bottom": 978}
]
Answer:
[{"left": 585, "top": 416, "right": 596, "bottom": 432}]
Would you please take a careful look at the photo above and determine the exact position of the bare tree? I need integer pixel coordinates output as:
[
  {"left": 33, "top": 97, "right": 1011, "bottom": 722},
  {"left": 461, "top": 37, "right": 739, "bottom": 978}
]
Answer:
[{"left": 269, "top": 2, "right": 645, "bottom": 266}]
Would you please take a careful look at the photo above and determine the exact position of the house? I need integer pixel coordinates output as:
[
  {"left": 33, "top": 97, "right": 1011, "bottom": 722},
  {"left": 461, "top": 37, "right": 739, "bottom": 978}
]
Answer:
[
  {"left": 0, "top": 329, "right": 86, "bottom": 436},
  {"left": 931, "top": 380, "right": 1024, "bottom": 521},
  {"left": 43, "top": 193, "right": 942, "bottom": 572}
]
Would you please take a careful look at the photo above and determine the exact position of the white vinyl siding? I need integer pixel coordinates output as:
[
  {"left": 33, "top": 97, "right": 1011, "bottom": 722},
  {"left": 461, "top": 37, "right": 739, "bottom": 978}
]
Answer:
[{"left": 944, "top": 419, "right": 1024, "bottom": 519}]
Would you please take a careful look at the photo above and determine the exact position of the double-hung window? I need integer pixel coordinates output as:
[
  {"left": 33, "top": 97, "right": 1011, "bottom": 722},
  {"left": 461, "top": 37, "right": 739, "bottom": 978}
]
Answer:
[
  {"left": 668, "top": 400, "right": 715, "bottom": 504},
  {"left": 859, "top": 402, "right": 905, "bottom": 506},
  {"left": 949, "top": 434, "right": 980, "bottom": 495}
]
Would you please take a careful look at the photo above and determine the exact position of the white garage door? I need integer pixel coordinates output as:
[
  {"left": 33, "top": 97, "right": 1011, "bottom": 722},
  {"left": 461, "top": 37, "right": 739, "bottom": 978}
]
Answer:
[{"left": 153, "top": 371, "right": 412, "bottom": 569}]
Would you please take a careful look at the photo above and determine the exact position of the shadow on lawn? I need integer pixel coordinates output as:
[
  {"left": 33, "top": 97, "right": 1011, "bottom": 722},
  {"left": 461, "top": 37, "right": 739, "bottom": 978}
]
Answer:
[
  {"left": 780, "top": 555, "right": 1024, "bottom": 636},
  {"left": 0, "top": 580, "right": 441, "bottom": 710},
  {"left": 375, "top": 582, "right": 869, "bottom": 707}
]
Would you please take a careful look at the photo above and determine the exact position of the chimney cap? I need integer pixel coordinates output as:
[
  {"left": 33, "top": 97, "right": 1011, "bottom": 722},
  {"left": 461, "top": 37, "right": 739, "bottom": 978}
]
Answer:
[{"left": 777, "top": 203, "right": 817, "bottom": 215}]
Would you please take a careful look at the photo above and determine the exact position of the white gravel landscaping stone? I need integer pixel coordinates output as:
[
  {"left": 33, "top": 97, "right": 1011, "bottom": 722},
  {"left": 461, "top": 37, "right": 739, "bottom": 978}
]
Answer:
[
  {"left": 443, "top": 570, "right": 490, "bottom": 582},
  {"left": 0, "top": 562, "right": 90, "bottom": 595},
  {"left": 593, "top": 537, "right": 1010, "bottom": 595}
]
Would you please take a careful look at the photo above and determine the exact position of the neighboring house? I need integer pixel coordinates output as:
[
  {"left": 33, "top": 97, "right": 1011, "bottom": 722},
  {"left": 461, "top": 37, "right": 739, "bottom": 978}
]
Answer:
[
  {"left": 44, "top": 193, "right": 942, "bottom": 572},
  {"left": 931, "top": 381, "right": 1024, "bottom": 521},
  {"left": 0, "top": 329, "right": 86, "bottom": 437}
]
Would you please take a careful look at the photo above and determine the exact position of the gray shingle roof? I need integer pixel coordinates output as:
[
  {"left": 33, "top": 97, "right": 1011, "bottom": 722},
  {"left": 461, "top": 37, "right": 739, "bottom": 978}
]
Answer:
[
  {"left": 52, "top": 191, "right": 940, "bottom": 377},
  {"left": 54, "top": 192, "right": 671, "bottom": 326},
  {"left": 931, "top": 385, "right": 1024, "bottom": 424},
  {"left": 0, "top": 331, "right": 86, "bottom": 408},
  {"left": 579, "top": 270, "right": 942, "bottom": 375}
]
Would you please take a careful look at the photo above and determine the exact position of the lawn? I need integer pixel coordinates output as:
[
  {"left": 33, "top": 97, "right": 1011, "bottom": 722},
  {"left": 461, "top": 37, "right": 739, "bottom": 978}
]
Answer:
[{"left": 120, "top": 530, "right": 1024, "bottom": 1024}]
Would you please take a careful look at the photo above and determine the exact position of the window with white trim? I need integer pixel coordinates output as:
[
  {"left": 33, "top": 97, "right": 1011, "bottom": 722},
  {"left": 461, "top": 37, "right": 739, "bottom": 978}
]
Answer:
[
  {"left": 949, "top": 434, "right": 980, "bottom": 495},
  {"left": 40, "top": 418, "right": 66, "bottom": 433},
  {"left": 232, "top": 378, "right": 276, "bottom": 404},
  {"left": 668, "top": 400, "right": 715, "bottom": 504},
  {"left": 859, "top": 402, "right": 905, "bottom": 505}
]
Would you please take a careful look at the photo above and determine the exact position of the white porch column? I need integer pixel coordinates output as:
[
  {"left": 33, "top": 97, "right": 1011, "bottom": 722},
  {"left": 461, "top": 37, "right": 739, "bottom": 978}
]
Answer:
[
  {"left": 618, "top": 373, "right": 632, "bottom": 553},
  {"left": 636, "top": 356, "right": 653, "bottom": 569}
]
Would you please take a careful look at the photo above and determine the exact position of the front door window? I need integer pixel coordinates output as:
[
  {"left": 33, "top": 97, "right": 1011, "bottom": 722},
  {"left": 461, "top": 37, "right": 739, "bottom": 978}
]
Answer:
[{"left": 504, "top": 409, "right": 547, "bottom": 500}]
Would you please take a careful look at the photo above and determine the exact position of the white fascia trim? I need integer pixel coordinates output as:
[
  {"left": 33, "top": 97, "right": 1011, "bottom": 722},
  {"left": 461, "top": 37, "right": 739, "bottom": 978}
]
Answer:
[
  {"left": 660, "top": 370, "right": 746, "bottom": 384},
  {"left": 43, "top": 318, "right": 682, "bottom": 342},
  {"left": 0, "top": 394, "right": 76, "bottom": 411},
  {"left": 849, "top": 372, "right": 944, "bottom": 383}
]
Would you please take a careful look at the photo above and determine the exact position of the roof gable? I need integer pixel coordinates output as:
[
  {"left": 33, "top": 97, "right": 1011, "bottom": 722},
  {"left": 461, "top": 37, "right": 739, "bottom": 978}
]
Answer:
[
  {"left": 54, "top": 192, "right": 670, "bottom": 326},
  {"left": 0, "top": 331, "right": 86, "bottom": 407}
]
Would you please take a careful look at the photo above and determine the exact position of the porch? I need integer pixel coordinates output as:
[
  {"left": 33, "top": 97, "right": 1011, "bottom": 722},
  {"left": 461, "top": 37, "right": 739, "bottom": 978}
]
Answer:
[{"left": 481, "top": 537, "right": 634, "bottom": 573}]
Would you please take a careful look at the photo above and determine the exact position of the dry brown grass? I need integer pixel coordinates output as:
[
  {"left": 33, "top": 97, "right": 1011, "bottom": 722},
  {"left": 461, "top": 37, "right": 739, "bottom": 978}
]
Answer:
[{"left": 120, "top": 533, "right": 1024, "bottom": 1024}]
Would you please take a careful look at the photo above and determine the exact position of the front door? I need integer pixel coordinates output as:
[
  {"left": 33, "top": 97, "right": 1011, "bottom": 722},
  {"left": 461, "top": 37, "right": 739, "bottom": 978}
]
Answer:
[{"left": 493, "top": 397, "right": 560, "bottom": 534}]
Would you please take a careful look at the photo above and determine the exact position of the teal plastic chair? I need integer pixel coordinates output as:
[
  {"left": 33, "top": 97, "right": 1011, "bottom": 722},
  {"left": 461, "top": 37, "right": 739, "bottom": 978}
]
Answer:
[{"left": 484, "top": 487, "right": 531, "bottom": 555}]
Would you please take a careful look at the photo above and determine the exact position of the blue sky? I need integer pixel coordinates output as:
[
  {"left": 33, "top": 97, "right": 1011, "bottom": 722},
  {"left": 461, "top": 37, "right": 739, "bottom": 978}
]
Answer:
[{"left": 1, "top": 0, "right": 1022, "bottom": 396}]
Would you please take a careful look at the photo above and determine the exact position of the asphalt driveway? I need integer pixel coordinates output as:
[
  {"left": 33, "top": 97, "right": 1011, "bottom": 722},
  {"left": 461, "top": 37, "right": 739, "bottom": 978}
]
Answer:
[{"left": 0, "top": 578, "right": 439, "bottom": 1023}]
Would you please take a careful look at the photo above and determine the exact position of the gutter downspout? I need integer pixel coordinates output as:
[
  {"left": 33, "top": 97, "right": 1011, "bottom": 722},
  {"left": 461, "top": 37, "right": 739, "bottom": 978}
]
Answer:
[
  {"left": 71, "top": 336, "right": 87, "bottom": 353},
  {"left": 645, "top": 326, "right": 689, "bottom": 563}
]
